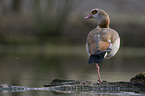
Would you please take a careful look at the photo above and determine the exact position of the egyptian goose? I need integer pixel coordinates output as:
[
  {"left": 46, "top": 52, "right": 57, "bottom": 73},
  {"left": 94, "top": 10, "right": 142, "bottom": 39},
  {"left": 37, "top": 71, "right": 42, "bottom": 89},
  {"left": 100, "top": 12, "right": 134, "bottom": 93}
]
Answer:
[{"left": 84, "top": 8, "right": 120, "bottom": 82}]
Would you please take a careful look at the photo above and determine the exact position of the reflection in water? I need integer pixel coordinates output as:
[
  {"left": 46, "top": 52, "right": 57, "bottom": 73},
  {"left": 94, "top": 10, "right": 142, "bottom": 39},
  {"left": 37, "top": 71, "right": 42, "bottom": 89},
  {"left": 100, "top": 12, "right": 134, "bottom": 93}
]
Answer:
[
  {"left": 0, "top": 47, "right": 145, "bottom": 96},
  {"left": 0, "top": 84, "right": 143, "bottom": 96}
]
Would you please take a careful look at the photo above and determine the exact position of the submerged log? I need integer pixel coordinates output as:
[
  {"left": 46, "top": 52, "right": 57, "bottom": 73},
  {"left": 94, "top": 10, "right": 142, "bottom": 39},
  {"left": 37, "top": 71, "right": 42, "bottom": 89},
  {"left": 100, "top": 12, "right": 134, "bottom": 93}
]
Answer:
[
  {"left": 44, "top": 72, "right": 145, "bottom": 93},
  {"left": 0, "top": 73, "right": 144, "bottom": 94}
]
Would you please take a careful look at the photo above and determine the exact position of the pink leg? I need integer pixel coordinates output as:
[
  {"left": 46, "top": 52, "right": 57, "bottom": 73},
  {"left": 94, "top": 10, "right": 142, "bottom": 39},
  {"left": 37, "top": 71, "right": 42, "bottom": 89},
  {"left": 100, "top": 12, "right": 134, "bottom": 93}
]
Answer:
[{"left": 96, "top": 63, "right": 102, "bottom": 82}]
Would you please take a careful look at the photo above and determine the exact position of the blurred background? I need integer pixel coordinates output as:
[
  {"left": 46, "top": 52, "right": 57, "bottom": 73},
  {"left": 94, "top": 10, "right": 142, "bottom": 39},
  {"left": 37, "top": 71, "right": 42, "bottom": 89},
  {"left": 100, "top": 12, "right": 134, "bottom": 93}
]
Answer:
[{"left": 0, "top": 0, "right": 145, "bottom": 95}]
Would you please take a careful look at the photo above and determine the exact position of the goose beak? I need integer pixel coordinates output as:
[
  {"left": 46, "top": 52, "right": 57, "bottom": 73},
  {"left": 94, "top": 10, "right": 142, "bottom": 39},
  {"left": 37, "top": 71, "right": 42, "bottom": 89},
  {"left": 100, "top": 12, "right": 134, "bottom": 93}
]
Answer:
[{"left": 84, "top": 14, "right": 92, "bottom": 20}]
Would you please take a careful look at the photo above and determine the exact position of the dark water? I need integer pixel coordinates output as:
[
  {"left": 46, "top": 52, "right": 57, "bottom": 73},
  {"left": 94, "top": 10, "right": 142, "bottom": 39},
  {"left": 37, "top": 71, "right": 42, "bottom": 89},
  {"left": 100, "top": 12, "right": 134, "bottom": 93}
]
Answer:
[{"left": 0, "top": 46, "right": 145, "bottom": 96}]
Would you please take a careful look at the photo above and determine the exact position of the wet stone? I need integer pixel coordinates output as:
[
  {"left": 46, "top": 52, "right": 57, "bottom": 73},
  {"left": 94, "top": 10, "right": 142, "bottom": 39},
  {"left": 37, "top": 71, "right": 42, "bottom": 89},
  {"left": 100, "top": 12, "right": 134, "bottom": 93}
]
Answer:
[{"left": 44, "top": 73, "right": 145, "bottom": 93}]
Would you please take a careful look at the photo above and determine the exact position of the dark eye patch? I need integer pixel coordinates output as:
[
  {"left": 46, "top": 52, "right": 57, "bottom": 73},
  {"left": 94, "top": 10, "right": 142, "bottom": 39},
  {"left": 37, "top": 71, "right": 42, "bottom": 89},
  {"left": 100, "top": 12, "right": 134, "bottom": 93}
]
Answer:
[{"left": 92, "top": 10, "right": 98, "bottom": 15}]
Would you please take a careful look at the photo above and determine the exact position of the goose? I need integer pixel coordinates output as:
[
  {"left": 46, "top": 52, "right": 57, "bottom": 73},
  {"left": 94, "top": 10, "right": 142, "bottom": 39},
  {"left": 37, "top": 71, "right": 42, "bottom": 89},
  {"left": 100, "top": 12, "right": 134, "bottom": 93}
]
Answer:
[{"left": 84, "top": 8, "right": 120, "bottom": 82}]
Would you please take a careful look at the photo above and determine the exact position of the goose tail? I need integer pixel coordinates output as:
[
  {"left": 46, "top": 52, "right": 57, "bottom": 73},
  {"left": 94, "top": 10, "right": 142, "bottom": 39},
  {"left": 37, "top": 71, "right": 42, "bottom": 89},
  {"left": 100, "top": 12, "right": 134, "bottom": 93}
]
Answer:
[{"left": 88, "top": 50, "right": 110, "bottom": 64}]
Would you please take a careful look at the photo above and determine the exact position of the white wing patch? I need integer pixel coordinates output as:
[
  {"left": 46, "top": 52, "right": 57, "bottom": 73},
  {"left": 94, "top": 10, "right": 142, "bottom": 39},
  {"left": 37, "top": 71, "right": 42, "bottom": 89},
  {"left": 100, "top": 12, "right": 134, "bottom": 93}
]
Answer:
[
  {"left": 108, "top": 39, "right": 111, "bottom": 42},
  {"left": 105, "top": 38, "right": 120, "bottom": 59},
  {"left": 86, "top": 42, "right": 90, "bottom": 56},
  {"left": 108, "top": 39, "right": 112, "bottom": 49},
  {"left": 109, "top": 43, "right": 112, "bottom": 49},
  {"left": 98, "top": 34, "right": 100, "bottom": 38}
]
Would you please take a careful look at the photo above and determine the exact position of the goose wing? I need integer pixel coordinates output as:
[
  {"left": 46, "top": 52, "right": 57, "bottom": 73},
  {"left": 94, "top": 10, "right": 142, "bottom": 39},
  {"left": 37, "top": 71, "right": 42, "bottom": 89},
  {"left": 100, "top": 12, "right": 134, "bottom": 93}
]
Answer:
[{"left": 86, "top": 28, "right": 120, "bottom": 58}]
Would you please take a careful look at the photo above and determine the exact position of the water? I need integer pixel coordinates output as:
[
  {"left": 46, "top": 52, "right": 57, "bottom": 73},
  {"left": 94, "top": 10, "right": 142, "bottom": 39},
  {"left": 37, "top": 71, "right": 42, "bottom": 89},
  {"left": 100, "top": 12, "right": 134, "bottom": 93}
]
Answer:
[{"left": 0, "top": 46, "right": 145, "bottom": 96}]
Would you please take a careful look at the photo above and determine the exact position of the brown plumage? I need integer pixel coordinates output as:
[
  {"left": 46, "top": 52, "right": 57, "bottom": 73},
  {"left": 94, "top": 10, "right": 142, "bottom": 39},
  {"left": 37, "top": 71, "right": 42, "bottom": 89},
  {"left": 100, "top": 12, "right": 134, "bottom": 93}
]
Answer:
[
  {"left": 87, "top": 28, "right": 119, "bottom": 57},
  {"left": 84, "top": 8, "right": 120, "bottom": 82}
]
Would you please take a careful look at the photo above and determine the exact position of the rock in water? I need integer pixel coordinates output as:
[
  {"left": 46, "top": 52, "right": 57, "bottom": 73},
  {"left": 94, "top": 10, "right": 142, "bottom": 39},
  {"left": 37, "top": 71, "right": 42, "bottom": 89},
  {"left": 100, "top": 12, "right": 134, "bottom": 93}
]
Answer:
[{"left": 130, "top": 72, "right": 145, "bottom": 83}]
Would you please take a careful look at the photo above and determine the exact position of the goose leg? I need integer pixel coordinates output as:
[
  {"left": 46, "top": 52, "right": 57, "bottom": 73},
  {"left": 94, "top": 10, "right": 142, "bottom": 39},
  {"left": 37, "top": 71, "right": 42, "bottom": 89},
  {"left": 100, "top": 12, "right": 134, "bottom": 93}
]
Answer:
[{"left": 96, "top": 63, "right": 102, "bottom": 82}]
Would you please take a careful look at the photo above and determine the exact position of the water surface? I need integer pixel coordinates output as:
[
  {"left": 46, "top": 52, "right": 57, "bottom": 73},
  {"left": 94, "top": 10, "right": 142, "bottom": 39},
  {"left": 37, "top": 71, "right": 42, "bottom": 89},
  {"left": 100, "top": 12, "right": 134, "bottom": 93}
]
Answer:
[{"left": 0, "top": 46, "right": 145, "bottom": 96}]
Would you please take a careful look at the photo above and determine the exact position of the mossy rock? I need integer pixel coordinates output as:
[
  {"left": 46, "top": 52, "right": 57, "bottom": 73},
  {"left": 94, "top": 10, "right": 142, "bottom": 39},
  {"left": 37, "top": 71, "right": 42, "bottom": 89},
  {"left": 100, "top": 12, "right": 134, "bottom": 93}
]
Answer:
[{"left": 130, "top": 72, "right": 145, "bottom": 83}]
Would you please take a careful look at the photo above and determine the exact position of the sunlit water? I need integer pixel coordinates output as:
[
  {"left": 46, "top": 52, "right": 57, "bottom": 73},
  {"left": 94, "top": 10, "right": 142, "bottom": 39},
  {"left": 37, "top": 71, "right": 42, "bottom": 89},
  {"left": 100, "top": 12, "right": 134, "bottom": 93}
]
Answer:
[{"left": 0, "top": 48, "right": 145, "bottom": 96}]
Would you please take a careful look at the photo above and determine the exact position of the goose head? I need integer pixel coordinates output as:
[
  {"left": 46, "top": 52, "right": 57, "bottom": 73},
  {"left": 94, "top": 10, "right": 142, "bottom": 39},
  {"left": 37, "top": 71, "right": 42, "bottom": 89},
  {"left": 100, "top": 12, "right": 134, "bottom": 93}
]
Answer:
[{"left": 84, "top": 8, "right": 110, "bottom": 28}]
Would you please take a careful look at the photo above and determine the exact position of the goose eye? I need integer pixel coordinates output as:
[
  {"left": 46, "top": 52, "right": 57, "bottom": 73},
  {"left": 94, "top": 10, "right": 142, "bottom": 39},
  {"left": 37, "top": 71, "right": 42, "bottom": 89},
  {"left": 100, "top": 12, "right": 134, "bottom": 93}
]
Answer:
[{"left": 92, "top": 10, "right": 98, "bottom": 15}]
